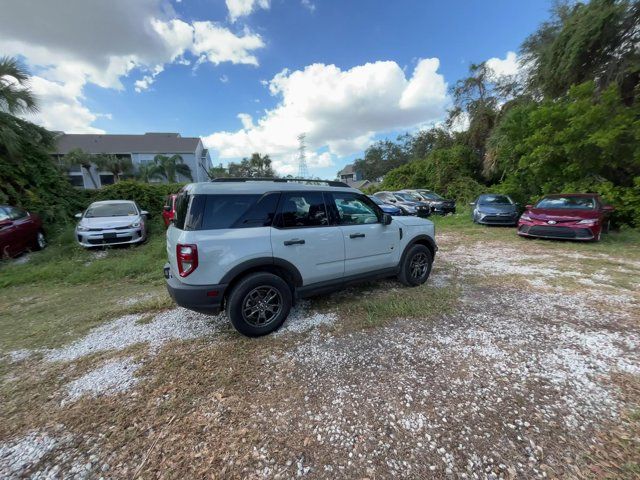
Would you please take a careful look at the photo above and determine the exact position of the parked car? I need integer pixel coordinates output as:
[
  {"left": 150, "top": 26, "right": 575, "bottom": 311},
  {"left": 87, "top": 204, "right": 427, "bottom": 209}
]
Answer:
[
  {"left": 517, "top": 193, "right": 613, "bottom": 241},
  {"left": 373, "top": 191, "right": 430, "bottom": 217},
  {"left": 162, "top": 194, "right": 177, "bottom": 227},
  {"left": 164, "top": 179, "right": 437, "bottom": 337},
  {"left": 368, "top": 195, "right": 404, "bottom": 215},
  {"left": 411, "top": 190, "right": 456, "bottom": 215},
  {"left": 0, "top": 205, "right": 46, "bottom": 258},
  {"left": 75, "top": 200, "right": 149, "bottom": 247},
  {"left": 470, "top": 194, "right": 519, "bottom": 225}
]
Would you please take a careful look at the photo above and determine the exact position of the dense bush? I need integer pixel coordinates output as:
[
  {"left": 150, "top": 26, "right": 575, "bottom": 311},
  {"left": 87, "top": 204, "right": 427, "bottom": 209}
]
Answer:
[
  {"left": 0, "top": 114, "right": 86, "bottom": 229},
  {"left": 90, "top": 180, "right": 185, "bottom": 216}
]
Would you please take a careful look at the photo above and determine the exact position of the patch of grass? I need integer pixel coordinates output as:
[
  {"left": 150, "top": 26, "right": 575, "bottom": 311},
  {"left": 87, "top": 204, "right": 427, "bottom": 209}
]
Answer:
[
  {"left": 0, "top": 282, "right": 171, "bottom": 351},
  {"left": 0, "top": 220, "right": 167, "bottom": 289}
]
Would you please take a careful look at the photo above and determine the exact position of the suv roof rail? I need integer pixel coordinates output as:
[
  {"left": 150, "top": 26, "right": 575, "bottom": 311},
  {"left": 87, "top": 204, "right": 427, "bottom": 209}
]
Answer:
[{"left": 210, "top": 177, "right": 351, "bottom": 187}]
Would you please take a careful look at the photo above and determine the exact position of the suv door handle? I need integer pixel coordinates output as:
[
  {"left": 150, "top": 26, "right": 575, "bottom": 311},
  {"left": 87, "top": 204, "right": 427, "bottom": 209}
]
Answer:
[
  {"left": 349, "top": 233, "right": 365, "bottom": 239},
  {"left": 284, "top": 239, "right": 305, "bottom": 246}
]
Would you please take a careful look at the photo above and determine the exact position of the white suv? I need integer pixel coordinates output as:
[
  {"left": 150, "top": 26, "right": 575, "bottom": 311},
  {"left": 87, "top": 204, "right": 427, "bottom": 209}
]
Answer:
[{"left": 164, "top": 179, "right": 437, "bottom": 336}]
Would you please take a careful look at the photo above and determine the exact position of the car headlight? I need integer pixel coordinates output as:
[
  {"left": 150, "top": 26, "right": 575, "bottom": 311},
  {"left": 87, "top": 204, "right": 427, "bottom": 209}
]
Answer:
[
  {"left": 520, "top": 213, "right": 532, "bottom": 221},
  {"left": 577, "top": 219, "right": 597, "bottom": 225},
  {"left": 77, "top": 225, "right": 89, "bottom": 232},
  {"left": 405, "top": 206, "right": 417, "bottom": 213},
  {"left": 130, "top": 221, "right": 141, "bottom": 228}
]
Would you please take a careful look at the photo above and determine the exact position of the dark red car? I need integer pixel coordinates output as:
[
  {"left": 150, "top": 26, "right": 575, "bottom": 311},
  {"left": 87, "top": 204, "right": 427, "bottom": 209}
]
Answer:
[
  {"left": 0, "top": 205, "right": 46, "bottom": 258},
  {"left": 162, "top": 194, "right": 177, "bottom": 227},
  {"left": 517, "top": 193, "right": 613, "bottom": 241}
]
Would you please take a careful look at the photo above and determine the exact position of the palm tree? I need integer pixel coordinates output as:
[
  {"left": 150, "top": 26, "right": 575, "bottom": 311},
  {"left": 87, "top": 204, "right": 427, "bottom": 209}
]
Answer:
[
  {"left": 0, "top": 56, "right": 38, "bottom": 115},
  {"left": 60, "top": 148, "right": 99, "bottom": 188},
  {"left": 136, "top": 163, "right": 159, "bottom": 183},
  {"left": 151, "top": 154, "right": 192, "bottom": 183},
  {"left": 94, "top": 154, "right": 133, "bottom": 183}
]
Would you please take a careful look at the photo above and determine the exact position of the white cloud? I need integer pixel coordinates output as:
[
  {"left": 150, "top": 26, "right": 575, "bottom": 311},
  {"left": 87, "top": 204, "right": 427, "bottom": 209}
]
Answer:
[
  {"left": 192, "top": 22, "right": 264, "bottom": 66},
  {"left": 0, "top": 0, "right": 265, "bottom": 132},
  {"left": 220, "top": 74, "right": 229, "bottom": 83},
  {"left": 203, "top": 59, "right": 449, "bottom": 174},
  {"left": 486, "top": 51, "right": 520, "bottom": 78},
  {"left": 301, "top": 0, "right": 316, "bottom": 12},
  {"left": 226, "top": 0, "right": 270, "bottom": 22}
]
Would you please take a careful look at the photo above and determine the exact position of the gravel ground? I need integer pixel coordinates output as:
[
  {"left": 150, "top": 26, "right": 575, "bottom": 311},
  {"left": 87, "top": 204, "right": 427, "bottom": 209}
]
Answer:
[
  {"left": 64, "top": 356, "right": 141, "bottom": 402},
  {"left": 1, "top": 232, "right": 639, "bottom": 478}
]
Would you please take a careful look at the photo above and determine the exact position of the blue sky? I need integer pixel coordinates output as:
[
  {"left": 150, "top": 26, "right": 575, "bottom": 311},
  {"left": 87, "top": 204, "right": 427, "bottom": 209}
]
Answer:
[{"left": 1, "top": 0, "right": 552, "bottom": 178}]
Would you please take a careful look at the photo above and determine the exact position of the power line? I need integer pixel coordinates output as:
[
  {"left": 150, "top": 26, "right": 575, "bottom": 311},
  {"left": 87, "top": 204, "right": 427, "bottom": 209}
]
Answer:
[{"left": 296, "top": 133, "right": 308, "bottom": 178}]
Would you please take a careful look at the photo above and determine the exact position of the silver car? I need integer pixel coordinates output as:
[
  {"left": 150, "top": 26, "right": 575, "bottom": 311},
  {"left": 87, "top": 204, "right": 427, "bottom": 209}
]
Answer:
[{"left": 75, "top": 200, "right": 148, "bottom": 248}]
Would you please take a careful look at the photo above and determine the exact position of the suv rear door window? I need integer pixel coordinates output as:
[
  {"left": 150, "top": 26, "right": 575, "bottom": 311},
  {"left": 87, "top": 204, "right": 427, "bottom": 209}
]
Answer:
[{"left": 277, "top": 192, "right": 328, "bottom": 228}]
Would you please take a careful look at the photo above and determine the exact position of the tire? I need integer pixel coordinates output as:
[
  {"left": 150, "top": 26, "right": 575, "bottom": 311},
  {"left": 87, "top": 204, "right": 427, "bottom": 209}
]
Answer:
[
  {"left": 602, "top": 220, "right": 610, "bottom": 234},
  {"left": 34, "top": 230, "right": 46, "bottom": 251},
  {"left": 398, "top": 244, "right": 433, "bottom": 287},
  {"left": 226, "top": 272, "right": 292, "bottom": 337}
]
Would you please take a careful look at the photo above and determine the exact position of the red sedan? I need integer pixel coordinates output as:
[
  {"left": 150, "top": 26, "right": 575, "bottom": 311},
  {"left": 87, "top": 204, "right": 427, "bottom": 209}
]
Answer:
[
  {"left": 0, "top": 205, "right": 46, "bottom": 258},
  {"left": 162, "top": 194, "right": 177, "bottom": 227},
  {"left": 517, "top": 193, "right": 613, "bottom": 241}
]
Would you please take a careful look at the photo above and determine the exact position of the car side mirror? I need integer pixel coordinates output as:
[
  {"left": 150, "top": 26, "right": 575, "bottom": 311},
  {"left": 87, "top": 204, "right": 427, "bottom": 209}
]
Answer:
[
  {"left": 141, "top": 210, "right": 149, "bottom": 216},
  {"left": 382, "top": 213, "right": 392, "bottom": 225},
  {"left": 74, "top": 213, "right": 82, "bottom": 219},
  {"left": 469, "top": 202, "right": 475, "bottom": 206},
  {"left": 163, "top": 205, "right": 171, "bottom": 212},
  {"left": 525, "top": 204, "right": 533, "bottom": 210}
]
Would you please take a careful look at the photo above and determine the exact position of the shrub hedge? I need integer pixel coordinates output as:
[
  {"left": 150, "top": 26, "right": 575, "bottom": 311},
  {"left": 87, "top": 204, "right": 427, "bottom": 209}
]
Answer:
[{"left": 90, "top": 180, "right": 185, "bottom": 217}]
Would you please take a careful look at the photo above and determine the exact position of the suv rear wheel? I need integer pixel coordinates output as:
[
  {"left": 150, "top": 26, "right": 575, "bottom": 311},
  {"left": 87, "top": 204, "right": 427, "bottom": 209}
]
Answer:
[
  {"left": 398, "top": 245, "right": 433, "bottom": 286},
  {"left": 226, "top": 272, "right": 292, "bottom": 336}
]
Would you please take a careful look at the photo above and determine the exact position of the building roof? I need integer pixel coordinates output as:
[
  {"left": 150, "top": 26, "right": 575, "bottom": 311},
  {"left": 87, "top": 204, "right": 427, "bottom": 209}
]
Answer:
[
  {"left": 54, "top": 132, "right": 201, "bottom": 155},
  {"left": 338, "top": 164, "right": 355, "bottom": 176},
  {"left": 348, "top": 179, "right": 371, "bottom": 189}
]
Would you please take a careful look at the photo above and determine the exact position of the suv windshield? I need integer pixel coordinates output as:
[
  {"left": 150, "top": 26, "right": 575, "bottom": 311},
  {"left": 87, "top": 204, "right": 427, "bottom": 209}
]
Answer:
[
  {"left": 535, "top": 196, "right": 596, "bottom": 210},
  {"left": 85, "top": 203, "right": 137, "bottom": 217},
  {"left": 478, "top": 194, "right": 513, "bottom": 205}
]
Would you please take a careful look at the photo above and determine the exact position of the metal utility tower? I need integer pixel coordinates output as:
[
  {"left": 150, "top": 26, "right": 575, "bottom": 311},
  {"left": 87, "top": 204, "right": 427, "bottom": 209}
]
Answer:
[{"left": 296, "top": 133, "right": 309, "bottom": 178}]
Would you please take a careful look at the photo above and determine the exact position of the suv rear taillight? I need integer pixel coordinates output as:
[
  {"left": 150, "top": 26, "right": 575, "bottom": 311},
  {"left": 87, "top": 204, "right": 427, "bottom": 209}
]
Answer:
[{"left": 177, "top": 244, "right": 198, "bottom": 277}]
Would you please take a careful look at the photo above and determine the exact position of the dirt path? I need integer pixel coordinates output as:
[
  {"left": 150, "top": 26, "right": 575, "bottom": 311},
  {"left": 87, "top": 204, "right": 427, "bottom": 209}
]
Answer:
[{"left": 1, "top": 232, "right": 639, "bottom": 479}]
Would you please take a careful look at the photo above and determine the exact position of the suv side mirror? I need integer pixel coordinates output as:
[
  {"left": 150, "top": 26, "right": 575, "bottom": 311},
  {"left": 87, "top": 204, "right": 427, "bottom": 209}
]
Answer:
[
  {"left": 382, "top": 213, "right": 392, "bottom": 225},
  {"left": 74, "top": 213, "right": 82, "bottom": 219}
]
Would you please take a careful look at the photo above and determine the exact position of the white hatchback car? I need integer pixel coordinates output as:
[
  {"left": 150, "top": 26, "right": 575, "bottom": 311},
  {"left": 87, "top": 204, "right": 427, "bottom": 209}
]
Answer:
[
  {"left": 164, "top": 179, "right": 437, "bottom": 336},
  {"left": 75, "top": 200, "right": 148, "bottom": 248}
]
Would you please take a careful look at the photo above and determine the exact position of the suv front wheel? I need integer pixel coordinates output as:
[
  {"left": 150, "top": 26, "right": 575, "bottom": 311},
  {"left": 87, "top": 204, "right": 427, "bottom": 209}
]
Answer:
[
  {"left": 398, "top": 245, "right": 433, "bottom": 286},
  {"left": 226, "top": 272, "right": 292, "bottom": 336}
]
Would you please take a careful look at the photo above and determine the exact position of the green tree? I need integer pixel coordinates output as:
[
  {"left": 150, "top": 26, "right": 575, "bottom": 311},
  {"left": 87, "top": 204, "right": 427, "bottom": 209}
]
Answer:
[
  {"left": 521, "top": 0, "right": 640, "bottom": 102},
  {"left": 208, "top": 163, "right": 229, "bottom": 178},
  {"left": 151, "top": 154, "right": 193, "bottom": 182},
  {"left": 60, "top": 148, "right": 99, "bottom": 188},
  {"left": 136, "top": 162, "right": 159, "bottom": 183},
  {"left": 94, "top": 154, "right": 133, "bottom": 183},
  {"left": 227, "top": 153, "right": 275, "bottom": 177},
  {"left": 0, "top": 56, "right": 38, "bottom": 115},
  {"left": 353, "top": 138, "right": 410, "bottom": 180}
]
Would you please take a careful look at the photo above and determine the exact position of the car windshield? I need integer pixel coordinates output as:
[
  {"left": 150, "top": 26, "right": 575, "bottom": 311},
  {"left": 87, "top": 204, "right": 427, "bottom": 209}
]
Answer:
[
  {"left": 535, "top": 196, "right": 596, "bottom": 210},
  {"left": 368, "top": 196, "right": 384, "bottom": 205},
  {"left": 85, "top": 203, "right": 138, "bottom": 218},
  {"left": 478, "top": 194, "right": 513, "bottom": 205},
  {"left": 419, "top": 191, "right": 444, "bottom": 200},
  {"left": 395, "top": 193, "right": 417, "bottom": 202}
]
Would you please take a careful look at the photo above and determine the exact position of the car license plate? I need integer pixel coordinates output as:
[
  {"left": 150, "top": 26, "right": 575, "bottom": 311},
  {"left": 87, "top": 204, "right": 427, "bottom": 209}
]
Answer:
[{"left": 103, "top": 232, "right": 117, "bottom": 240}]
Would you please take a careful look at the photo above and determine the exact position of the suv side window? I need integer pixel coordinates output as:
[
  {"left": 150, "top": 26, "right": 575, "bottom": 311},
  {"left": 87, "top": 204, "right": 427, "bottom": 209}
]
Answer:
[
  {"left": 329, "top": 192, "right": 381, "bottom": 225},
  {"left": 277, "top": 192, "right": 328, "bottom": 228}
]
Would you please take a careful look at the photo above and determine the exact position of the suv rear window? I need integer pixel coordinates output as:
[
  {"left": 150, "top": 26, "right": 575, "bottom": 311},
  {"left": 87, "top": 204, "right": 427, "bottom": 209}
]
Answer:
[{"left": 174, "top": 193, "right": 280, "bottom": 230}]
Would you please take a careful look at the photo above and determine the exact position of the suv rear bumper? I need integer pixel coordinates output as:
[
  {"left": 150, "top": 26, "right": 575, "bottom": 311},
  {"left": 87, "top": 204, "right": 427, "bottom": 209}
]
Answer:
[{"left": 164, "top": 263, "right": 227, "bottom": 314}]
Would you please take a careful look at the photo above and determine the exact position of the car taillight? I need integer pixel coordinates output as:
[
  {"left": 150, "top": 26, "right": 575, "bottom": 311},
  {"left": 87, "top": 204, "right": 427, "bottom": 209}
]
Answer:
[{"left": 177, "top": 243, "right": 198, "bottom": 277}]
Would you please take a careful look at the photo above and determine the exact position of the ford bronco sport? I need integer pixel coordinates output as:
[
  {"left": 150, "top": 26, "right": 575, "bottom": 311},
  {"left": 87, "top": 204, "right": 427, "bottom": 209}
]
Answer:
[{"left": 164, "top": 178, "right": 437, "bottom": 336}]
